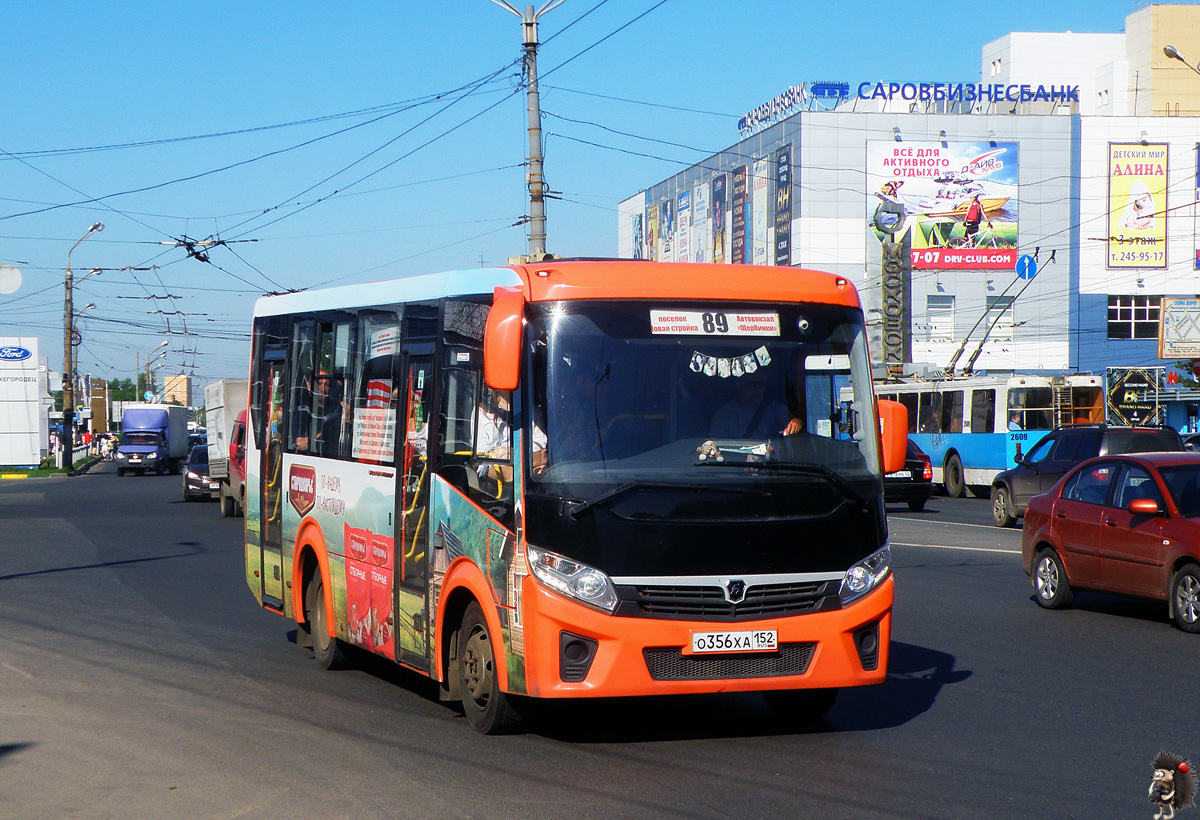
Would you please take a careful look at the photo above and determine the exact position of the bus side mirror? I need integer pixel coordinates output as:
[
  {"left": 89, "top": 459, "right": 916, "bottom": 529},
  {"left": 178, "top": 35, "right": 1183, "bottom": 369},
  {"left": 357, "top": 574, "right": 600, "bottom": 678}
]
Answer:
[
  {"left": 877, "top": 398, "right": 908, "bottom": 475},
  {"left": 484, "top": 286, "right": 525, "bottom": 391}
]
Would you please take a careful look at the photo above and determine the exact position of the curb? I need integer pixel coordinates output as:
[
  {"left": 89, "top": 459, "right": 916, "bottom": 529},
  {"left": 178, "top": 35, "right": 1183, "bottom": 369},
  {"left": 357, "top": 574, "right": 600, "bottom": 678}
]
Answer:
[{"left": 68, "top": 457, "right": 104, "bottom": 477}]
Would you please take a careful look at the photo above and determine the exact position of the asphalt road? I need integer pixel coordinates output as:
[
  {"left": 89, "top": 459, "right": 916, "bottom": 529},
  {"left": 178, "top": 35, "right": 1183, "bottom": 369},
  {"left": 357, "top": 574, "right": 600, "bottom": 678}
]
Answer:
[{"left": 2, "top": 464, "right": 1196, "bottom": 820}]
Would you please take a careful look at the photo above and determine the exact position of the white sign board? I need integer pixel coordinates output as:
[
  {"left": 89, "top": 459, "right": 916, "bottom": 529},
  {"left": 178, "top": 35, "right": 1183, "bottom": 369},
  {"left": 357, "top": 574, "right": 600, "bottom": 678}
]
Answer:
[
  {"left": 0, "top": 337, "right": 41, "bottom": 466},
  {"left": 1159, "top": 297, "right": 1200, "bottom": 359}
]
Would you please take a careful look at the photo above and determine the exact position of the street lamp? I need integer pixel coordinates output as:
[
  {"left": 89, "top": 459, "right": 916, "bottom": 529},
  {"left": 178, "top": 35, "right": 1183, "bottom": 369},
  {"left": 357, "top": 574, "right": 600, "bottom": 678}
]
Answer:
[
  {"left": 62, "top": 223, "right": 103, "bottom": 469},
  {"left": 1164, "top": 45, "right": 1200, "bottom": 76},
  {"left": 144, "top": 341, "right": 168, "bottom": 400}
]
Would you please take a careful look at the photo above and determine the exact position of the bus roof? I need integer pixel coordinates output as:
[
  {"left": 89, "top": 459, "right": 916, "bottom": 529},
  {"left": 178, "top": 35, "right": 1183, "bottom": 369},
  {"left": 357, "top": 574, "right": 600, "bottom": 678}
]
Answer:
[
  {"left": 252, "top": 267, "right": 523, "bottom": 317},
  {"left": 252, "top": 261, "right": 861, "bottom": 317},
  {"left": 514, "top": 261, "right": 862, "bottom": 307}
]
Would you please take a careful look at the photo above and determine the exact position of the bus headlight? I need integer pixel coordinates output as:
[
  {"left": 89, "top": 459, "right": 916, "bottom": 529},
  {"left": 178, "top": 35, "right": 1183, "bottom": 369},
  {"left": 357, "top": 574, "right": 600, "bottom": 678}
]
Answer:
[
  {"left": 839, "top": 545, "right": 891, "bottom": 605},
  {"left": 526, "top": 545, "right": 619, "bottom": 613}
]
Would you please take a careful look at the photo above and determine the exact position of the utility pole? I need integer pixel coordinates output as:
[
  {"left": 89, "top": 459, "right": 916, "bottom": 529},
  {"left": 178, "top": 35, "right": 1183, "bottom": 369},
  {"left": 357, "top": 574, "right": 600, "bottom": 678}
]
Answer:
[
  {"left": 62, "top": 222, "right": 103, "bottom": 469},
  {"left": 491, "top": 0, "right": 564, "bottom": 260}
]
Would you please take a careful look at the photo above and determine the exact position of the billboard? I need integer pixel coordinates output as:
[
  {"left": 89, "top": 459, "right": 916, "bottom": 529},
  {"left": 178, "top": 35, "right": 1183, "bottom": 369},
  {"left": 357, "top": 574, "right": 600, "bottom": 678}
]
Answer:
[
  {"left": 1159, "top": 297, "right": 1200, "bottom": 359},
  {"left": 0, "top": 337, "right": 41, "bottom": 466},
  {"left": 1106, "top": 366, "right": 1164, "bottom": 426},
  {"left": 676, "top": 191, "right": 690, "bottom": 263},
  {"left": 867, "top": 141, "right": 1019, "bottom": 270},
  {"left": 711, "top": 174, "right": 727, "bottom": 263},
  {"left": 637, "top": 124, "right": 795, "bottom": 267},
  {"left": 1107, "top": 142, "right": 1168, "bottom": 269},
  {"left": 660, "top": 197, "right": 675, "bottom": 262},
  {"left": 751, "top": 158, "right": 770, "bottom": 265},
  {"left": 774, "top": 144, "right": 793, "bottom": 266},
  {"left": 692, "top": 181, "right": 710, "bottom": 264}
]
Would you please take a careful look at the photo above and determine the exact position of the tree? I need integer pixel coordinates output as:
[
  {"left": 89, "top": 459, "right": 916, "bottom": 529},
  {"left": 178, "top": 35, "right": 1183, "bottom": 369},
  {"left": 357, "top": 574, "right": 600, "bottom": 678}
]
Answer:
[{"left": 109, "top": 378, "right": 137, "bottom": 401}]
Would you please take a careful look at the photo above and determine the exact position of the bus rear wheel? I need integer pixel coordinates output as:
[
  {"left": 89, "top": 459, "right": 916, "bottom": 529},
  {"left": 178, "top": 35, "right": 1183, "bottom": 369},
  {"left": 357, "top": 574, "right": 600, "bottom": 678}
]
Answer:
[
  {"left": 943, "top": 453, "right": 965, "bottom": 498},
  {"left": 458, "top": 601, "right": 522, "bottom": 734}
]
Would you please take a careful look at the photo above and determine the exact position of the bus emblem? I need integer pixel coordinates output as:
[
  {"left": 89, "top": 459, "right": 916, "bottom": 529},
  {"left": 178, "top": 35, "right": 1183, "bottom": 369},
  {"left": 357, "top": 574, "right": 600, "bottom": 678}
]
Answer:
[
  {"left": 288, "top": 464, "right": 317, "bottom": 516},
  {"left": 724, "top": 579, "right": 747, "bottom": 603}
]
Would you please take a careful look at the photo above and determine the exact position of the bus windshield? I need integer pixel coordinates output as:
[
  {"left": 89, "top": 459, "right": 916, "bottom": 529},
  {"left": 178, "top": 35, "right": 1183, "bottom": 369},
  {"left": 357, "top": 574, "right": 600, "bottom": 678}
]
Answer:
[{"left": 527, "top": 301, "right": 882, "bottom": 510}]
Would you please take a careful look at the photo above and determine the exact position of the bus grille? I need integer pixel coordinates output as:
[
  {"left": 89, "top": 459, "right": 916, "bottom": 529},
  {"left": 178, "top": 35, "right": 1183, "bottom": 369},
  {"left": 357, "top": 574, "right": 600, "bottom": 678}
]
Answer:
[
  {"left": 643, "top": 643, "right": 816, "bottom": 681},
  {"left": 622, "top": 580, "right": 838, "bottom": 621}
]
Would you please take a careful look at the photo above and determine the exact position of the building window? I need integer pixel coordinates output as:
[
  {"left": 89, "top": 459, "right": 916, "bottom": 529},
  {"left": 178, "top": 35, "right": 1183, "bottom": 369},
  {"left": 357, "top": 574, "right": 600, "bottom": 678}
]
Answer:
[
  {"left": 926, "top": 294, "right": 955, "bottom": 342},
  {"left": 985, "top": 296, "right": 1015, "bottom": 342},
  {"left": 1107, "top": 295, "right": 1161, "bottom": 339},
  {"left": 1097, "top": 89, "right": 1109, "bottom": 108}
]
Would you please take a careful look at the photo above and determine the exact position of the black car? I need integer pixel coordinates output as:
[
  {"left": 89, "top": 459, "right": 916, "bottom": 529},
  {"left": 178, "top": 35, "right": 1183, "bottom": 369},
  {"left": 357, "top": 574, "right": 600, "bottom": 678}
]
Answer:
[
  {"left": 990, "top": 423, "right": 1183, "bottom": 527},
  {"left": 885, "top": 440, "right": 934, "bottom": 512},
  {"left": 182, "top": 444, "right": 218, "bottom": 501}
]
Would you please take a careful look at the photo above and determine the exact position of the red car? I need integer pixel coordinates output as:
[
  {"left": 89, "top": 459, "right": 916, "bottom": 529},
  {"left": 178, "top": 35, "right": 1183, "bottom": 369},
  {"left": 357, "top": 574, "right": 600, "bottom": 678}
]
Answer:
[{"left": 1021, "top": 452, "right": 1200, "bottom": 632}]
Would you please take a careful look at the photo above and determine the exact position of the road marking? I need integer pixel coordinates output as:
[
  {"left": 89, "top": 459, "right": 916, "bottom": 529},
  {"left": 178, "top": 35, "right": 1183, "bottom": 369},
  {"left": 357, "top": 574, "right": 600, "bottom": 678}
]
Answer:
[
  {"left": 891, "top": 541, "right": 1020, "bottom": 555},
  {"left": 891, "top": 516, "right": 1018, "bottom": 532},
  {"left": 1, "top": 662, "right": 34, "bottom": 679}
]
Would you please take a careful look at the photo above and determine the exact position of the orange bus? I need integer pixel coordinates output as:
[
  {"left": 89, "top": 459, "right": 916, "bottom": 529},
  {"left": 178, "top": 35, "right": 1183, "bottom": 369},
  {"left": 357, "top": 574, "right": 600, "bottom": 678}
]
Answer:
[{"left": 244, "top": 260, "right": 906, "bottom": 733}]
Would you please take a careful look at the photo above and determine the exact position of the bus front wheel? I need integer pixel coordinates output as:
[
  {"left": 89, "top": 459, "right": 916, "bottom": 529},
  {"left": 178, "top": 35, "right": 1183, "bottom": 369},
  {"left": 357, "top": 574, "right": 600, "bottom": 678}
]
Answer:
[
  {"left": 306, "top": 573, "right": 348, "bottom": 670},
  {"left": 943, "top": 453, "right": 965, "bottom": 498},
  {"left": 458, "top": 601, "right": 522, "bottom": 734}
]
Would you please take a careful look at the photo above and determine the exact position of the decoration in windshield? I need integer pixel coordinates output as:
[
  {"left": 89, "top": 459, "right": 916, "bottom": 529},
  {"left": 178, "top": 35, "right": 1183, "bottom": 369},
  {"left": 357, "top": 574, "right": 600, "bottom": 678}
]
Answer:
[
  {"left": 689, "top": 345, "right": 771, "bottom": 379},
  {"left": 650, "top": 309, "right": 780, "bottom": 336}
]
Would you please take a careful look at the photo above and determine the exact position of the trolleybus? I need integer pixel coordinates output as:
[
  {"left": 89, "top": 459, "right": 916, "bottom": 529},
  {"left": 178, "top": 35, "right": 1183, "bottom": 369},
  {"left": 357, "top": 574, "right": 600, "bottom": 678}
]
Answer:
[
  {"left": 876, "top": 374, "right": 1104, "bottom": 497},
  {"left": 243, "top": 260, "right": 906, "bottom": 732}
]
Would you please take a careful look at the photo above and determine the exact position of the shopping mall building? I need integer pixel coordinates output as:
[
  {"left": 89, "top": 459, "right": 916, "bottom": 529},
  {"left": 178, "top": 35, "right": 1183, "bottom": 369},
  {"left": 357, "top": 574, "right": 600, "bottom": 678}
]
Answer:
[{"left": 618, "top": 4, "right": 1200, "bottom": 422}]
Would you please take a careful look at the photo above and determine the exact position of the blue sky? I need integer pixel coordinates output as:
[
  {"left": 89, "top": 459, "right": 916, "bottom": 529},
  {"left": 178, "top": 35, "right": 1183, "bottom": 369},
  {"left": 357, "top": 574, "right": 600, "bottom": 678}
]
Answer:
[{"left": 0, "top": 0, "right": 1144, "bottom": 387}]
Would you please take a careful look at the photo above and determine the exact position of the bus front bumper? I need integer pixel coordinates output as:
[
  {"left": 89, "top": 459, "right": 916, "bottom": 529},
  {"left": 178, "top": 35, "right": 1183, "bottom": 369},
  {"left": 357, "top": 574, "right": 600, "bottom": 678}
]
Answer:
[{"left": 515, "top": 574, "right": 893, "bottom": 698}]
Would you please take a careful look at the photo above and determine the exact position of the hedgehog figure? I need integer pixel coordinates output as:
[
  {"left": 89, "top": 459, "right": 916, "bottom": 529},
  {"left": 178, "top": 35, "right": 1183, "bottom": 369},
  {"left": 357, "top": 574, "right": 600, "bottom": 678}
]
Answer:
[{"left": 1149, "top": 751, "right": 1197, "bottom": 820}]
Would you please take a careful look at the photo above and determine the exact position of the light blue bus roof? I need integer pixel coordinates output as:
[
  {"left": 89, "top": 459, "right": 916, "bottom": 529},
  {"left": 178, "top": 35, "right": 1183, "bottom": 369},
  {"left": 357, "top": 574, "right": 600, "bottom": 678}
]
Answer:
[{"left": 251, "top": 267, "right": 524, "bottom": 318}]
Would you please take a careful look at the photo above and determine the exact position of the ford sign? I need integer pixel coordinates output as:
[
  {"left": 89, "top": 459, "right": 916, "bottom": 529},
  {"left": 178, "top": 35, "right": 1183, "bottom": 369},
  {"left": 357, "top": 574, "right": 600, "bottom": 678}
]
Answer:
[{"left": 0, "top": 346, "right": 32, "bottom": 362}]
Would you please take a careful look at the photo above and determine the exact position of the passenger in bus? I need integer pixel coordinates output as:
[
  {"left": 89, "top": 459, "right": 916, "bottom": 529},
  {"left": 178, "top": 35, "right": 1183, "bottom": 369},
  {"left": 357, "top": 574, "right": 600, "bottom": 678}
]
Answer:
[
  {"left": 307, "top": 371, "right": 347, "bottom": 456},
  {"left": 710, "top": 371, "right": 800, "bottom": 438},
  {"left": 1008, "top": 411, "right": 1024, "bottom": 431},
  {"left": 474, "top": 389, "right": 513, "bottom": 490},
  {"left": 475, "top": 389, "right": 510, "bottom": 459}
]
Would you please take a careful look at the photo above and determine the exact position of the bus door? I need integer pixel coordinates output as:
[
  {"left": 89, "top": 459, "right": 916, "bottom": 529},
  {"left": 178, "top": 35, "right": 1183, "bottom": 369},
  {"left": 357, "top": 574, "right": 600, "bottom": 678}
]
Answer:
[
  {"left": 259, "top": 360, "right": 286, "bottom": 608},
  {"left": 396, "top": 350, "right": 434, "bottom": 669}
]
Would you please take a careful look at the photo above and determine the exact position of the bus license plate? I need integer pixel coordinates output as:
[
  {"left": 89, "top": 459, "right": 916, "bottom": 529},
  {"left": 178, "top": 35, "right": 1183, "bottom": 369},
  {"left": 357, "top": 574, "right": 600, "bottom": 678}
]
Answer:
[{"left": 688, "top": 629, "right": 777, "bottom": 654}]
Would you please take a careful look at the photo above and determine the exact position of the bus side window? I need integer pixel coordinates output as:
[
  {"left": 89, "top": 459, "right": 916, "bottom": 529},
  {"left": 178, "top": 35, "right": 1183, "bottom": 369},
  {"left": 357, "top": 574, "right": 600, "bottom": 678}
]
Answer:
[
  {"left": 918, "top": 392, "right": 942, "bottom": 433},
  {"left": 941, "top": 390, "right": 964, "bottom": 434},
  {"left": 971, "top": 389, "right": 995, "bottom": 433},
  {"left": 438, "top": 357, "right": 514, "bottom": 527},
  {"left": 287, "top": 321, "right": 316, "bottom": 454},
  {"left": 351, "top": 311, "right": 401, "bottom": 465},
  {"left": 310, "top": 318, "right": 355, "bottom": 460},
  {"left": 250, "top": 315, "right": 289, "bottom": 450},
  {"left": 898, "top": 392, "right": 918, "bottom": 434}
]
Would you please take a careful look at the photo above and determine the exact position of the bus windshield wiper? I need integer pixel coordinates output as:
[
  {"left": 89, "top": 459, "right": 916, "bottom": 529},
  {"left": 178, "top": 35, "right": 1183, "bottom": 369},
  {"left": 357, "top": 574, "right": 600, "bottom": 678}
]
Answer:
[
  {"left": 696, "top": 460, "right": 870, "bottom": 507},
  {"left": 568, "top": 480, "right": 739, "bottom": 518}
]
